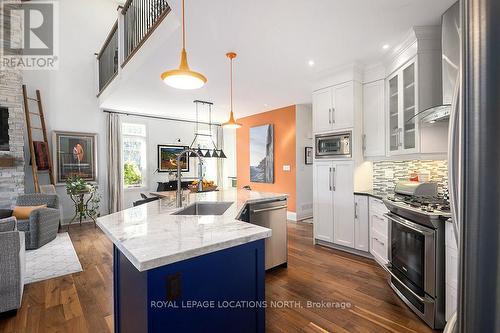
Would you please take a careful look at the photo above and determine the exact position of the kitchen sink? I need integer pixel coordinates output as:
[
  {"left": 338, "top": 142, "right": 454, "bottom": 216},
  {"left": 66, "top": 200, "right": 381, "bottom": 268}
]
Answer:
[{"left": 172, "top": 202, "right": 233, "bottom": 216}]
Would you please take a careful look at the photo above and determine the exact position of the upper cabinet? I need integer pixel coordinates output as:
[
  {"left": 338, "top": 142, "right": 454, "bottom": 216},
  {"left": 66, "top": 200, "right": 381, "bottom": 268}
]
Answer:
[
  {"left": 313, "top": 81, "right": 354, "bottom": 133},
  {"left": 384, "top": 26, "right": 445, "bottom": 156},
  {"left": 362, "top": 79, "right": 386, "bottom": 157},
  {"left": 387, "top": 59, "right": 419, "bottom": 155}
]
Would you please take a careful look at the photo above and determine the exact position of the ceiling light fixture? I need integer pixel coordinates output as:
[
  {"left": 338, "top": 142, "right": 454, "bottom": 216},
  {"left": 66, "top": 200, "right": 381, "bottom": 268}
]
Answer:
[
  {"left": 382, "top": 44, "right": 390, "bottom": 50},
  {"left": 160, "top": 0, "right": 207, "bottom": 89},
  {"left": 308, "top": 60, "right": 315, "bottom": 66},
  {"left": 189, "top": 100, "right": 227, "bottom": 159},
  {"left": 222, "top": 52, "right": 242, "bottom": 129}
]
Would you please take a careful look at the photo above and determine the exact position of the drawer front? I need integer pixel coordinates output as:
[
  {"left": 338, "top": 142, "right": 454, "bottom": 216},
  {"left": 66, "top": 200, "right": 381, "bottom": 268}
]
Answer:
[
  {"left": 369, "top": 197, "right": 388, "bottom": 214},
  {"left": 371, "top": 212, "right": 388, "bottom": 237},
  {"left": 446, "top": 244, "right": 459, "bottom": 288},
  {"left": 446, "top": 283, "right": 457, "bottom": 321},
  {"left": 445, "top": 221, "right": 458, "bottom": 250},
  {"left": 371, "top": 229, "right": 388, "bottom": 264}
]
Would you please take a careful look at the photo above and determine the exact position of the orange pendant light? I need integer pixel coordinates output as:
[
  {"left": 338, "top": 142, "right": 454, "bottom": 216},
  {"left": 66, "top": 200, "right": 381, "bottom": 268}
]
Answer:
[
  {"left": 160, "top": 0, "right": 207, "bottom": 89},
  {"left": 222, "top": 52, "right": 242, "bottom": 129}
]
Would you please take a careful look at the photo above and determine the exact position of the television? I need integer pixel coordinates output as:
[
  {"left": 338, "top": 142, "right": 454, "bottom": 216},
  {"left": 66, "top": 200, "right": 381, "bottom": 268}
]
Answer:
[{"left": 0, "top": 107, "right": 9, "bottom": 151}]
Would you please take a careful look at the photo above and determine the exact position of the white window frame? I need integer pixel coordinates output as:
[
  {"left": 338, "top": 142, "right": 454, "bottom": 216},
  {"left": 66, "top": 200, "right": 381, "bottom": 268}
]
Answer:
[{"left": 122, "top": 122, "right": 148, "bottom": 190}]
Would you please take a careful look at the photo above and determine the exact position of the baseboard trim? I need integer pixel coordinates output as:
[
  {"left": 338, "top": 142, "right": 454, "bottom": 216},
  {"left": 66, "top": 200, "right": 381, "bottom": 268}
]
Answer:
[
  {"left": 296, "top": 213, "right": 313, "bottom": 222},
  {"left": 314, "top": 239, "right": 373, "bottom": 259}
]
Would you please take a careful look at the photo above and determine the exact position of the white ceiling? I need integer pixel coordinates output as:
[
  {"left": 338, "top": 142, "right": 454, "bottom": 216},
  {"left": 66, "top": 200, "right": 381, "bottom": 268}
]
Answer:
[{"left": 99, "top": 0, "right": 456, "bottom": 122}]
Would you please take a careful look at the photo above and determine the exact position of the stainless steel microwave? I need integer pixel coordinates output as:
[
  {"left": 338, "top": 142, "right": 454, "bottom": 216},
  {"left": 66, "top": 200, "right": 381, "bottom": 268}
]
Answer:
[{"left": 315, "top": 132, "right": 352, "bottom": 158}]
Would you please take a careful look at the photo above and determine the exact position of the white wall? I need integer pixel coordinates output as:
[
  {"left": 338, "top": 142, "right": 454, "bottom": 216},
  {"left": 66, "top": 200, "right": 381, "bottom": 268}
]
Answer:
[
  {"left": 295, "top": 104, "right": 313, "bottom": 221},
  {"left": 22, "top": 0, "right": 118, "bottom": 221}
]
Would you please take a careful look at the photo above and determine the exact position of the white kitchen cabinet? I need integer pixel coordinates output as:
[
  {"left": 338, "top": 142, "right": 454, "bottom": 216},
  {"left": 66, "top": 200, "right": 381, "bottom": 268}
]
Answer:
[
  {"left": 332, "top": 162, "right": 355, "bottom": 247},
  {"left": 362, "top": 80, "right": 386, "bottom": 157},
  {"left": 445, "top": 221, "right": 458, "bottom": 321},
  {"left": 387, "top": 59, "right": 419, "bottom": 156},
  {"left": 313, "top": 82, "right": 354, "bottom": 133},
  {"left": 369, "top": 197, "right": 389, "bottom": 265},
  {"left": 313, "top": 161, "right": 354, "bottom": 246},
  {"left": 354, "top": 195, "right": 369, "bottom": 251},
  {"left": 313, "top": 162, "right": 334, "bottom": 242},
  {"left": 312, "top": 88, "right": 333, "bottom": 133}
]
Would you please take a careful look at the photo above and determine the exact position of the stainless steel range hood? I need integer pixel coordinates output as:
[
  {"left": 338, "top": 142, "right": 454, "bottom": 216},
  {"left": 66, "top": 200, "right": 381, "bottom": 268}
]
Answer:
[{"left": 420, "top": 2, "right": 460, "bottom": 124}]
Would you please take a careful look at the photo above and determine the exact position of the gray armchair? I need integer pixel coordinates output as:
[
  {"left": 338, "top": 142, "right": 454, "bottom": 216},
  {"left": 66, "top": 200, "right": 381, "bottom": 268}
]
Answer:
[
  {"left": 16, "top": 194, "right": 60, "bottom": 250},
  {"left": 0, "top": 217, "right": 25, "bottom": 313}
]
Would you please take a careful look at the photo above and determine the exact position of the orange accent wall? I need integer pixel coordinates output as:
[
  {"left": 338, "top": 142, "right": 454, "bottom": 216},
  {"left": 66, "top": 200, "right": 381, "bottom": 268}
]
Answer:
[{"left": 236, "top": 105, "right": 296, "bottom": 212}]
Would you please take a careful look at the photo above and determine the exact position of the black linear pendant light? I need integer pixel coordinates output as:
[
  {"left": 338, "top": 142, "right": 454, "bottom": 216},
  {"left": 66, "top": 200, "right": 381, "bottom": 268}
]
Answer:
[{"left": 188, "top": 100, "right": 227, "bottom": 159}]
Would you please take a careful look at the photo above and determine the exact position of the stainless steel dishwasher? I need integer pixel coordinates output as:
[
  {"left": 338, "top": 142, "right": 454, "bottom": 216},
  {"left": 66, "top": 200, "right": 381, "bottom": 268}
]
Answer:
[{"left": 246, "top": 199, "right": 288, "bottom": 270}]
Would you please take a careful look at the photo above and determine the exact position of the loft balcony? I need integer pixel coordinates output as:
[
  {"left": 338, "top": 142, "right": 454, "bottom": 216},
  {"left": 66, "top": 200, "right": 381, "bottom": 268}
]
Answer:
[{"left": 96, "top": 0, "right": 171, "bottom": 96}]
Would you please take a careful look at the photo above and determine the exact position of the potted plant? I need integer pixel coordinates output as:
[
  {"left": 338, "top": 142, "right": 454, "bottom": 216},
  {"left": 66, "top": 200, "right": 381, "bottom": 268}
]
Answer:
[{"left": 65, "top": 176, "right": 101, "bottom": 227}]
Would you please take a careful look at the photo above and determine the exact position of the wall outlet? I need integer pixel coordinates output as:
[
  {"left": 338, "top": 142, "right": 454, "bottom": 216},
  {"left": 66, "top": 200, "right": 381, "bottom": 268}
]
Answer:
[
  {"left": 385, "top": 169, "right": 394, "bottom": 178},
  {"left": 283, "top": 165, "right": 291, "bottom": 171}
]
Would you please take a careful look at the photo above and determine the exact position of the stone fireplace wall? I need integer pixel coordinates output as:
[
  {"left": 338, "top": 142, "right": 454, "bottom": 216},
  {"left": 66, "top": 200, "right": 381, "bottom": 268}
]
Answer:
[{"left": 0, "top": 2, "right": 25, "bottom": 208}]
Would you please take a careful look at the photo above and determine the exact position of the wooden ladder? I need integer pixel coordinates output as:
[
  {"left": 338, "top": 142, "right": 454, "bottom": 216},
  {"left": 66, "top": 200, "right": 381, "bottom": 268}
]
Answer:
[{"left": 22, "top": 85, "right": 55, "bottom": 193}]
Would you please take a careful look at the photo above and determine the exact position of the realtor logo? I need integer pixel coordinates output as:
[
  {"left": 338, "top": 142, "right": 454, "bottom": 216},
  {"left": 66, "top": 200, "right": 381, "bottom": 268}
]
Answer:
[{"left": 1, "top": 1, "right": 59, "bottom": 70}]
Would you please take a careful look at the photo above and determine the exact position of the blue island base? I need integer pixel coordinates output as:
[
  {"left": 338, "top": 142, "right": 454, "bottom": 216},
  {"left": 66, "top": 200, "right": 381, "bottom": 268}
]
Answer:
[{"left": 113, "top": 240, "right": 266, "bottom": 333}]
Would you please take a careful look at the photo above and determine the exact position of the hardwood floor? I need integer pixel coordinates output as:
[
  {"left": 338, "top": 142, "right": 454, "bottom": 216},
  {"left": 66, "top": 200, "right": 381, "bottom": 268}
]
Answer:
[
  {"left": 0, "top": 222, "right": 438, "bottom": 333},
  {"left": 265, "top": 222, "right": 437, "bottom": 333}
]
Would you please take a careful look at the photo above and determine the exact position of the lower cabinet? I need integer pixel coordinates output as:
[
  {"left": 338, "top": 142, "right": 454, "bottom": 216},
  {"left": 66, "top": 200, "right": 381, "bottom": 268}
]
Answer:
[
  {"left": 445, "top": 221, "right": 458, "bottom": 321},
  {"left": 354, "top": 195, "right": 369, "bottom": 251},
  {"left": 369, "top": 197, "right": 389, "bottom": 265},
  {"left": 313, "top": 161, "right": 354, "bottom": 247}
]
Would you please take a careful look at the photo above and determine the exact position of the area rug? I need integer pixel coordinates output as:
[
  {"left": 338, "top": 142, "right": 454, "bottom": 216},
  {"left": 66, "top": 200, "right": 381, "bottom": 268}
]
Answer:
[{"left": 25, "top": 232, "right": 83, "bottom": 284}]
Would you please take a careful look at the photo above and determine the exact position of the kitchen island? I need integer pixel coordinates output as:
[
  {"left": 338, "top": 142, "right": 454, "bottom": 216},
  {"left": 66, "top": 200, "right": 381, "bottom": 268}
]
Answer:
[{"left": 97, "top": 189, "right": 287, "bottom": 333}]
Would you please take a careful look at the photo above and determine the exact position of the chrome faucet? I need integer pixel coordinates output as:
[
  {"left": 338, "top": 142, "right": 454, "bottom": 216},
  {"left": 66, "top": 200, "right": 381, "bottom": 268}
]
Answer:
[{"left": 176, "top": 149, "right": 204, "bottom": 207}]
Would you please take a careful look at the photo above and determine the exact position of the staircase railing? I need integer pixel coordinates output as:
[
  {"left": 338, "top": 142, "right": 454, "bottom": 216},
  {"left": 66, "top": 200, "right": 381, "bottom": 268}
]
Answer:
[
  {"left": 122, "top": 0, "right": 171, "bottom": 67},
  {"left": 96, "top": 0, "right": 171, "bottom": 95},
  {"left": 96, "top": 21, "right": 118, "bottom": 94}
]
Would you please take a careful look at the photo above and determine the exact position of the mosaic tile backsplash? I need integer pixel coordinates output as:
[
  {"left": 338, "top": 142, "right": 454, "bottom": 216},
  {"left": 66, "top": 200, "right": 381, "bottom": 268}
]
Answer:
[{"left": 372, "top": 160, "right": 448, "bottom": 197}]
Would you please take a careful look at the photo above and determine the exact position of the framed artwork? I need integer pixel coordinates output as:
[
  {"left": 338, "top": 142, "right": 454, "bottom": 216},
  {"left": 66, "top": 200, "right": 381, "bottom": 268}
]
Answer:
[
  {"left": 53, "top": 131, "right": 98, "bottom": 184},
  {"left": 157, "top": 145, "right": 189, "bottom": 172},
  {"left": 305, "top": 147, "right": 313, "bottom": 165},
  {"left": 250, "top": 124, "right": 274, "bottom": 183}
]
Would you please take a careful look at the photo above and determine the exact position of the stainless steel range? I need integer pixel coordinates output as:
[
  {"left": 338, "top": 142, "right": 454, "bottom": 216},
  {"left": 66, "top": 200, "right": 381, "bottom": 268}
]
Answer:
[{"left": 383, "top": 182, "right": 451, "bottom": 329}]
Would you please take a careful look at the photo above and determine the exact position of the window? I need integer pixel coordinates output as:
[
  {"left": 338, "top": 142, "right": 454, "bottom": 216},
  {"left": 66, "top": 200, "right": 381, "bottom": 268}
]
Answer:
[{"left": 122, "top": 123, "right": 147, "bottom": 188}]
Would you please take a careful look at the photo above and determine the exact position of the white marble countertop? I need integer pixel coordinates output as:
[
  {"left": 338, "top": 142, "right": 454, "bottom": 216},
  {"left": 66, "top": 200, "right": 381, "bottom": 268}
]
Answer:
[{"left": 97, "top": 189, "right": 287, "bottom": 272}]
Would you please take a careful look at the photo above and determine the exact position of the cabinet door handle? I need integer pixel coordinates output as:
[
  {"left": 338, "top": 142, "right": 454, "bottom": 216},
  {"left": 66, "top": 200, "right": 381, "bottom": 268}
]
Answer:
[
  {"left": 329, "top": 167, "right": 332, "bottom": 191},
  {"left": 362, "top": 134, "right": 367, "bottom": 151},
  {"left": 354, "top": 202, "right": 358, "bottom": 219},
  {"left": 332, "top": 167, "right": 336, "bottom": 191},
  {"left": 398, "top": 128, "right": 403, "bottom": 147},
  {"left": 332, "top": 107, "right": 336, "bottom": 124},
  {"left": 328, "top": 108, "right": 332, "bottom": 124}
]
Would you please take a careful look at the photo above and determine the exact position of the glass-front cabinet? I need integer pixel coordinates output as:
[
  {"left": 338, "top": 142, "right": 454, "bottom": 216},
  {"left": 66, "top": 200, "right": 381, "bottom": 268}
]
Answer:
[
  {"left": 388, "top": 75, "right": 399, "bottom": 152},
  {"left": 386, "top": 58, "right": 419, "bottom": 155}
]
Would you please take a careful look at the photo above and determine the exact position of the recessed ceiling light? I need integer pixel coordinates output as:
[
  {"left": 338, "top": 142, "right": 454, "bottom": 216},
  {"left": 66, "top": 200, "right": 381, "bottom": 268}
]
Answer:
[
  {"left": 382, "top": 44, "right": 390, "bottom": 50},
  {"left": 308, "top": 60, "right": 315, "bottom": 66},
  {"left": 264, "top": 104, "right": 269, "bottom": 107}
]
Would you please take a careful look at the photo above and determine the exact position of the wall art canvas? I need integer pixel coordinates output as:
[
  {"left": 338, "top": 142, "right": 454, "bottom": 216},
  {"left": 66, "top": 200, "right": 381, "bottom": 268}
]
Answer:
[
  {"left": 53, "top": 131, "right": 98, "bottom": 184},
  {"left": 158, "top": 145, "right": 189, "bottom": 172},
  {"left": 250, "top": 124, "right": 274, "bottom": 183}
]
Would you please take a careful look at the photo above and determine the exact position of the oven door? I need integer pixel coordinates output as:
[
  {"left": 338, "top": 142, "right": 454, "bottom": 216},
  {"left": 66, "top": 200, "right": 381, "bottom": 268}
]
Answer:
[{"left": 386, "top": 213, "right": 436, "bottom": 297}]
